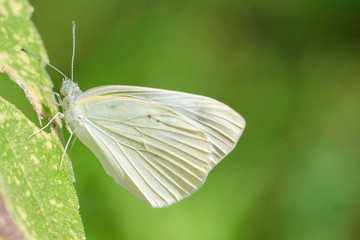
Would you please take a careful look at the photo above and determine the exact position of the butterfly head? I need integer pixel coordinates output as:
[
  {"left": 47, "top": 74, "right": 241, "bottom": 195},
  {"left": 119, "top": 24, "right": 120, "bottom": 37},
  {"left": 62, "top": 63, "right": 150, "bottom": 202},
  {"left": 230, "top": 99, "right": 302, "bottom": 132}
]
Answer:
[{"left": 60, "top": 79, "right": 82, "bottom": 99}]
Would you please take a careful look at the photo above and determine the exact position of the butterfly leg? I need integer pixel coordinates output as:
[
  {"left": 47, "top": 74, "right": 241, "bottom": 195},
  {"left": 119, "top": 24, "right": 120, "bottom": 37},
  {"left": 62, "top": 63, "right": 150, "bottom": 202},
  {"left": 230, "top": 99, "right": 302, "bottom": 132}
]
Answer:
[
  {"left": 69, "top": 135, "right": 78, "bottom": 153},
  {"left": 27, "top": 112, "right": 64, "bottom": 139},
  {"left": 40, "top": 86, "right": 63, "bottom": 106},
  {"left": 58, "top": 128, "right": 73, "bottom": 171}
]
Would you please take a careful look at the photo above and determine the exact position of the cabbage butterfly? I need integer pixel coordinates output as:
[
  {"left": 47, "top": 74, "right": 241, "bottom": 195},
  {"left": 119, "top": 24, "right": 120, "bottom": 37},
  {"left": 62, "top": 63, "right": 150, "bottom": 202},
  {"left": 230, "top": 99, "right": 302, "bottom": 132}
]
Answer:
[{"left": 25, "top": 22, "right": 245, "bottom": 208}]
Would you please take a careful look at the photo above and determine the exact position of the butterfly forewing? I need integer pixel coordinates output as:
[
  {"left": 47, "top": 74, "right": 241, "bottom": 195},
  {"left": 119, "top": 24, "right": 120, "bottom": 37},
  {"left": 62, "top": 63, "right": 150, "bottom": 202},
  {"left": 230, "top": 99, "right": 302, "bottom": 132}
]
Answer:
[{"left": 79, "top": 86, "right": 246, "bottom": 168}]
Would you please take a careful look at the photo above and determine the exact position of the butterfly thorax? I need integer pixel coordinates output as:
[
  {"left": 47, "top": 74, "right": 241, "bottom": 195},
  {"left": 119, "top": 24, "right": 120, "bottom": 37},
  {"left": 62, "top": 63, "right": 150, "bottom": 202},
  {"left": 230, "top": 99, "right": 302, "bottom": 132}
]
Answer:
[{"left": 60, "top": 79, "right": 83, "bottom": 132}]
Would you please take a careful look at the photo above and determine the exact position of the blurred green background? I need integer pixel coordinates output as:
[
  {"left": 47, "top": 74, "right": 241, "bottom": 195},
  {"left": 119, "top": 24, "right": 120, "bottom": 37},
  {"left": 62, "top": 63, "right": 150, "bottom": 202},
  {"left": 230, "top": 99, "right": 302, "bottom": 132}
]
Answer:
[{"left": 1, "top": 0, "right": 360, "bottom": 239}]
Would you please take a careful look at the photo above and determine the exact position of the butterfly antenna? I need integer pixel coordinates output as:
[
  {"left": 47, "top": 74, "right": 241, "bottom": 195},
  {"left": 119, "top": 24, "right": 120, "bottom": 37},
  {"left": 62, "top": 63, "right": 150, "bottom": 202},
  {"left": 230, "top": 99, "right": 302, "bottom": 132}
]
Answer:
[
  {"left": 71, "top": 21, "right": 76, "bottom": 81},
  {"left": 21, "top": 48, "right": 68, "bottom": 80}
]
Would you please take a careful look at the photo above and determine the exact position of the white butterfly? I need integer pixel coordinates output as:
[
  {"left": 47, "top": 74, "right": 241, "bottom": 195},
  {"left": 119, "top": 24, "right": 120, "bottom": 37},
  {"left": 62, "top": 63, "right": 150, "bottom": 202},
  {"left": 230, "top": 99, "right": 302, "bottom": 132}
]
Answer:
[{"left": 26, "top": 22, "right": 245, "bottom": 208}]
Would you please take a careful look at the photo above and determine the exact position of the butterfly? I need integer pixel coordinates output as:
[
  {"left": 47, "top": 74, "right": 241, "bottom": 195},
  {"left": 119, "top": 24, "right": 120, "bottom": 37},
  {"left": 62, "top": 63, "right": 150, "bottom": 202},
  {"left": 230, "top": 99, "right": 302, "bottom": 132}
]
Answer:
[{"left": 25, "top": 22, "right": 245, "bottom": 208}]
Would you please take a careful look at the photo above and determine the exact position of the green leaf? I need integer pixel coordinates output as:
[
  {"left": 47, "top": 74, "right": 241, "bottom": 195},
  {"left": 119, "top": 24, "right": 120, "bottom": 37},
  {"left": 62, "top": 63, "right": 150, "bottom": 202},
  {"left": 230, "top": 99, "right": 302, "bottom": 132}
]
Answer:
[
  {"left": 0, "top": 0, "right": 59, "bottom": 123},
  {"left": 0, "top": 0, "right": 85, "bottom": 239},
  {"left": 0, "top": 97, "right": 85, "bottom": 239}
]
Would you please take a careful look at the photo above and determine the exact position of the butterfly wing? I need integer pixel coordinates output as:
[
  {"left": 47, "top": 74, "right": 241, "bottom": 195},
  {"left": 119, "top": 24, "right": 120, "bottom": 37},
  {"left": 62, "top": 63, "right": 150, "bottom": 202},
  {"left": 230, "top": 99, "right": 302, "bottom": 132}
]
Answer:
[{"left": 73, "top": 86, "right": 245, "bottom": 207}]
